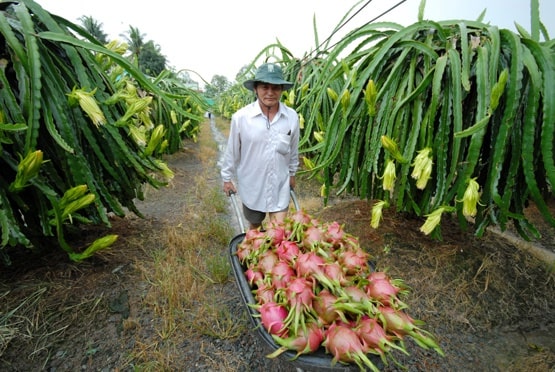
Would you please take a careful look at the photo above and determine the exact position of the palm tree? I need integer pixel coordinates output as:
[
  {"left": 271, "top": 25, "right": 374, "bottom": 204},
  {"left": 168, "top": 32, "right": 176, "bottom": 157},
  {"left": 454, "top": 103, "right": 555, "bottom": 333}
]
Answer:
[
  {"left": 78, "top": 15, "right": 108, "bottom": 44},
  {"left": 121, "top": 25, "right": 146, "bottom": 66}
]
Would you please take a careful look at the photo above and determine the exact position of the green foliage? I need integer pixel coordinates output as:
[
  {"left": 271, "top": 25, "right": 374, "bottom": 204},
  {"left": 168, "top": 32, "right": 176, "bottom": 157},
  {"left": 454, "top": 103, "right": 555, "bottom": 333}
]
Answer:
[
  {"left": 138, "top": 40, "right": 166, "bottom": 76},
  {"left": 299, "top": 19, "right": 553, "bottom": 238},
  {"left": 0, "top": 0, "right": 206, "bottom": 262},
  {"left": 218, "top": 3, "right": 554, "bottom": 240}
]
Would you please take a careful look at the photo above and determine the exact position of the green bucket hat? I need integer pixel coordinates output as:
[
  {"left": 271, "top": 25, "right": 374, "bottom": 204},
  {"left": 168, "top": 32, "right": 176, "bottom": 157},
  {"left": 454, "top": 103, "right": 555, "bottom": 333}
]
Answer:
[{"left": 243, "top": 63, "right": 293, "bottom": 91}]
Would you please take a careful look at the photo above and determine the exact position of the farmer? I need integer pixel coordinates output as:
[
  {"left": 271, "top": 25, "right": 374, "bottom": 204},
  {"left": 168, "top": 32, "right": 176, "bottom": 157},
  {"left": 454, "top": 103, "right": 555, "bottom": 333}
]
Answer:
[{"left": 221, "top": 63, "right": 300, "bottom": 230}]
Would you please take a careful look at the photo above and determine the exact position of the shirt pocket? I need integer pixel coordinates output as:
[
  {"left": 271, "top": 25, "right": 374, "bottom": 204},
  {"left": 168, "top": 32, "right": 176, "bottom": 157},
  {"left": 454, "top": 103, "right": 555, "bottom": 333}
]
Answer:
[{"left": 276, "top": 133, "right": 291, "bottom": 155}]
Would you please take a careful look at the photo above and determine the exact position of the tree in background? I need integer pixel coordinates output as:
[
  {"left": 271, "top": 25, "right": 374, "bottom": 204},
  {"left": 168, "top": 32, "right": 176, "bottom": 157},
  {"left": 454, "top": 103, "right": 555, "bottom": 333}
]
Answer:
[
  {"left": 120, "top": 25, "right": 145, "bottom": 65},
  {"left": 119, "top": 25, "right": 168, "bottom": 76},
  {"left": 235, "top": 64, "right": 250, "bottom": 81},
  {"left": 205, "top": 74, "right": 231, "bottom": 99},
  {"left": 138, "top": 40, "right": 167, "bottom": 76},
  {"left": 78, "top": 15, "right": 108, "bottom": 44}
]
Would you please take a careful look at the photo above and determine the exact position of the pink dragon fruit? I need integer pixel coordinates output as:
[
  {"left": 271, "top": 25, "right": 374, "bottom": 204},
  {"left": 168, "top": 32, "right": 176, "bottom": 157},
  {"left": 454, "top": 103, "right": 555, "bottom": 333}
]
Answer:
[
  {"left": 302, "top": 225, "right": 326, "bottom": 249},
  {"left": 259, "top": 301, "right": 288, "bottom": 337},
  {"left": 268, "top": 321, "right": 324, "bottom": 359},
  {"left": 323, "top": 322, "right": 380, "bottom": 372},
  {"left": 356, "top": 315, "right": 408, "bottom": 365},
  {"left": 323, "top": 261, "right": 350, "bottom": 287},
  {"left": 275, "top": 240, "right": 300, "bottom": 264},
  {"left": 264, "top": 221, "right": 287, "bottom": 246},
  {"left": 245, "top": 268, "right": 263, "bottom": 287},
  {"left": 365, "top": 272, "right": 402, "bottom": 306},
  {"left": 378, "top": 306, "right": 445, "bottom": 357},
  {"left": 338, "top": 247, "right": 370, "bottom": 275},
  {"left": 270, "top": 261, "right": 295, "bottom": 289},
  {"left": 312, "top": 289, "right": 347, "bottom": 325},
  {"left": 257, "top": 250, "right": 279, "bottom": 275},
  {"left": 255, "top": 283, "right": 276, "bottom": 305},
  {"left": 324, "top": 221, "right": 345, "bottom": 247},
  {"left": 283, "top": 277, "right": 316, "bottom": 335}
]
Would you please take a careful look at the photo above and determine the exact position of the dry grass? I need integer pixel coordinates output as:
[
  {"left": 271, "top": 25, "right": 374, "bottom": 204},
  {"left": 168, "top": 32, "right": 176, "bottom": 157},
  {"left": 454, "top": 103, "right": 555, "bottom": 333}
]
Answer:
[
  {"left": 127, "top": 120, "right": 244, "bottom": 369},
  {"left": 0, "top": 280, "right": 106, "bottom": 368},
  {"left": 507, "top": 349, "right": 555, "bottom": 372}
]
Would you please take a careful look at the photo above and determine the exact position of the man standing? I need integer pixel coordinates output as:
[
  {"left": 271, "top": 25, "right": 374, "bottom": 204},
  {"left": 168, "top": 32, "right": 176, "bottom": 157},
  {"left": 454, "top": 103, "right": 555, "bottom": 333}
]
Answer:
[{"left": 221, "top": 63, "right": 300, "bottom": 230}]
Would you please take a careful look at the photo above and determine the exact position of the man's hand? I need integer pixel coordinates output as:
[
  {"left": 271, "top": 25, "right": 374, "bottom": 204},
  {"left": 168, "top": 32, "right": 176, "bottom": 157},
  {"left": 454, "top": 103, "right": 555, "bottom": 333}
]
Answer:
[
  {"left": 289, "top": 176, "right": 296, "bottom": 190},
  {"left": 223, "top": 181, "right": 237, "bottom": 196}
]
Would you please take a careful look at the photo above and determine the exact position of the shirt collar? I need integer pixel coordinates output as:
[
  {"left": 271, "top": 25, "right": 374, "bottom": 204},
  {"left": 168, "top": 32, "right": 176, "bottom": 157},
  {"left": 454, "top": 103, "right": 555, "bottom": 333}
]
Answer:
[{"left": 247, "top": 100, "right": 289, "bottom": 120}]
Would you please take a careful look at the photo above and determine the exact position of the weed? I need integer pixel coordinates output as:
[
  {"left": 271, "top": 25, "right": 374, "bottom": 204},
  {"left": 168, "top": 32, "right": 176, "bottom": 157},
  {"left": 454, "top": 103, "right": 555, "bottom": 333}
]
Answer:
[
  {"left": 206, "top": 255, "right": 231, "bottom": 284},
  {"left": 192, "top": 302, "right": 246, "bottom": 339}
]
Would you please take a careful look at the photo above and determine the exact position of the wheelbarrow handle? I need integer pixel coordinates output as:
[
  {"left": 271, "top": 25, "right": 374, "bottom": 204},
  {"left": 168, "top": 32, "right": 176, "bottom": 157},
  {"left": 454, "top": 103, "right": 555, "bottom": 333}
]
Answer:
[
  {"left": 290, "top": 188, "right": 300, "bottom": 212},
  {"left": 228, "top": 191, "right": 247, "bottom": 234}
]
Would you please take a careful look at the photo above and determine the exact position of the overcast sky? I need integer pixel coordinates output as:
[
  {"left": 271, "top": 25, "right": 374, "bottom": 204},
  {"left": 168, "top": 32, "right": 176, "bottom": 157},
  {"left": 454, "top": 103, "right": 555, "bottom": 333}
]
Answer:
[{"left": 36, "top": 0, "right": 554, "bottom": 87}]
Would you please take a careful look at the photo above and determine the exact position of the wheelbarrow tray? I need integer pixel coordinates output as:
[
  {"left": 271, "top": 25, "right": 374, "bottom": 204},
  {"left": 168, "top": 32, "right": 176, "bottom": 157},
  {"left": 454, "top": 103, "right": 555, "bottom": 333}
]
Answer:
[{"left": 228, "top": 233, "right": 360, "bottom": 371}]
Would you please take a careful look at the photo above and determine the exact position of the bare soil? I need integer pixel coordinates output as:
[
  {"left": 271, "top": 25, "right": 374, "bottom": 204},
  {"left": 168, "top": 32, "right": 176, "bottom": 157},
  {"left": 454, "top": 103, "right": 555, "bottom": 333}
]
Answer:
[{"left": 1, "top": 121, "right": 554, "bottom": 372}]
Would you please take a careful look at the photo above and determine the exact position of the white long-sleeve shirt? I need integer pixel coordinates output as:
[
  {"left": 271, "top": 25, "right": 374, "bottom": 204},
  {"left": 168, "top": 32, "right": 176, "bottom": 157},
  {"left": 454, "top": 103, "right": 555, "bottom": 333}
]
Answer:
[{"left": 221, "top": 100, "right": 300, "bottom": 212}]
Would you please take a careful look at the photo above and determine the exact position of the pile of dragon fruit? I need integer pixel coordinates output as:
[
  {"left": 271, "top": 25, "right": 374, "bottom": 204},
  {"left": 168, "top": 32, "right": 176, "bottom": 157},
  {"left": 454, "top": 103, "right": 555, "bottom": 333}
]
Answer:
[{"left": 235, "top": 209, "right": 444, "bottom": 371}]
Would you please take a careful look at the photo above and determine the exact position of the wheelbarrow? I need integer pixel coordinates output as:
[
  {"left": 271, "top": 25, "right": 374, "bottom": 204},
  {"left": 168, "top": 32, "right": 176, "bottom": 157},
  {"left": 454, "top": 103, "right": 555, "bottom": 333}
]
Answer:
[{"left": 227, "top": 189, "right": 361, "bottom": 371}]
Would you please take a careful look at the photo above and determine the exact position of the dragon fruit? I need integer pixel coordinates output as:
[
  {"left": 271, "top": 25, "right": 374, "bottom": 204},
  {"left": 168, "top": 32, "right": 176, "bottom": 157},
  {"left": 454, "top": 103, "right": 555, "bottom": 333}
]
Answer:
[
  {"left": 356, "top": 315, "right": 408, "bottom": 365},
  {"left": 379, "top": 306, "right": 445, "bottom": 357},
  {"left": 236, "top": 210, "right": 444, "bottom": 368},
  {"left": 323, "top": 322, "right": 380, "bottom": 372},
  {"left": 365, "top": 272, "right": 404, "bottom": 306},
  {"left": 275, "top": 240, "right": 300, "bottom": 264},
  {"left": 259, "top": 301, "right": 288, "bottom": 337},
  {"left": 270, "top": 261, "right": 295, "bottom": 289},
  {"left": 268, "top": 321, "right": 324, "bottom": 359}
]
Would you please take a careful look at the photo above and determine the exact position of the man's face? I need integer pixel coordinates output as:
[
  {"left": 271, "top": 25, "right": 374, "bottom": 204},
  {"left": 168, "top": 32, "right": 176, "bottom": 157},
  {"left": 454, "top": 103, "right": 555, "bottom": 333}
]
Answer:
[{"left": 255, "top": 83, "right": 283, "bottom": 109}]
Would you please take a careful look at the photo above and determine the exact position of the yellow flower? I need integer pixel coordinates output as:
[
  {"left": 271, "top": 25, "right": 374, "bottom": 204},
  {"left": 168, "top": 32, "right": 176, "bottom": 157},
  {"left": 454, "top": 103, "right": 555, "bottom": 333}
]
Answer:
[
  {"left": 145, "top": 124, "right": 165, "bottom": 156},
  {"left": 159, "top": 139, "right": 169, "bottom": 154},
  {"left": 320, "top": 183, "right": 327, "bottom": 198},
  {"left": 105, "top": 40, "right": 128, "bottom": 55},
  {"left": 300, "top": 83, "right": 309, "bottom": 98},
  {"left": 340, "top": 89, "right": 351, "bottom": 112},
  {"left": 313, "top": 131, "right": 325, "bottom": 143},
  {"left": 59, "top": 185, "right": 88, "bottom": 209},
  {"left": 125, "top": 81, "right": 137, "bottom": 97},
  {"left": 381, "top": 160, "right": 396, "bottom": 192},
  {"left": 364, "top": 79, "right": 377, "bottom": 116},
  {"left": 10, "top": 150, "right": 44, "bottom": 191},
  {"left": 117, "top": 96, "right": 153, "bottom": 126},
  {"left": 67, "top": 87, "right": 106, "bottom": 127},
  {"left": 128, "top": 125, "right": 146, "bottom": 147},
  {"left": 411, "top": 147, "right": 433, "bottom": 189},
  {"left": 461, "top": 177, "right": 482, "bottom": 217},
  {"left": 179, "top": 120, "right": 191, "bottom": 133},
  {"left": 153, "top": 159, "right": 174, "bottom": 181},
  {"left": 70, "top": 234, "right": 118, "bottom": 262},
  {"left": 138, "top": 111, "right": 154, "bottom": 129},
  {"left": 285, "top": 90, "right": 295, "bottom": 107},
  {"left": 62, "top": 194, "right": 95, "bottom": 218},
  {"left": 371, "top": 200, "right": 389, "bottom": 229},
  {"left": 303, "top": 157, "right": 316, "bottom": 170},
  {"left": 420, "top": 206, "right": 454, "bottom": 235},
  {"left": 299, "top": 113, "right": 305, "bottom": 129},
  {"left": 326, "top": 87, "right": 338, "bottom": 102},
  {"left": 381, "top": 135, "right": 406, "bottom": 163}
]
